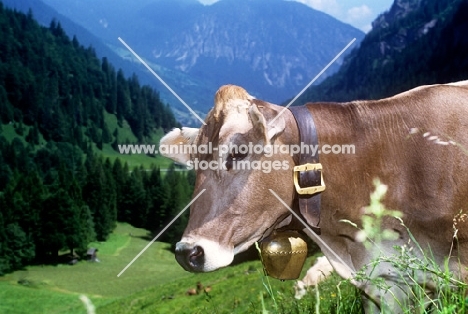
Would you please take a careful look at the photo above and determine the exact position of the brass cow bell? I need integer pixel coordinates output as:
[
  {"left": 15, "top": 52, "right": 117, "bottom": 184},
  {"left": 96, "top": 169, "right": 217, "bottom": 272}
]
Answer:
[{"left": 259, "top": 230, "right": 308, "bottom": 280}]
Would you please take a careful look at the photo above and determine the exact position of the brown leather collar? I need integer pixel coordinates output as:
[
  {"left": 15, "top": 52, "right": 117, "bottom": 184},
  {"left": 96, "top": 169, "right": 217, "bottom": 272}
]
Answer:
[{"left": 288, "top": 106, "right": 324, "bottom": 234}]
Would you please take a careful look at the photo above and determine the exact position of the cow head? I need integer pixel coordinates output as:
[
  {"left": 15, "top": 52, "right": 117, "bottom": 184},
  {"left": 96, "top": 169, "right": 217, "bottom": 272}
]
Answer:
[{"left": 160, "top": 85, "right": 299, "bottom": 272}]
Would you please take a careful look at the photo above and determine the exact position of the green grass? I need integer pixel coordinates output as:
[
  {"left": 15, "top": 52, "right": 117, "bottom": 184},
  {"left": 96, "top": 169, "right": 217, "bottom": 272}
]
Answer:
[
  {"left": 98, "top": 142, "right": 173, "bottom": 170},
  {"left": 0, "top": 223, "right": 192, "bottom": 314},
  {"left": 1, "top": 123, "right": 46, "bottom": 146},
  {"left": 0, "top": 222, "right": 360, "bottom": 314},
  {"left": 6, "top": 217, "right": 465, "bottom": 313},
  {"left": 98, "top": 255, "right": 361, "bottom": 314},
  {"left": 0, "top": 283, "right": 98, "bottom": 314},
  {"left": 98, "top": 112, "right": 173, "bottom": 169},
  {"left": 102, "top": 111, "right": 138, "bottom": 144},
  {"left": 1, "top": 123, "right": 26, "bottom": 143}
]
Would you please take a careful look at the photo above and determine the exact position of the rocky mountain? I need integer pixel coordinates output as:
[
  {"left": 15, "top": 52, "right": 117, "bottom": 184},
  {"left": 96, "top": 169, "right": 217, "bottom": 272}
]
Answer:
[
  {"left": 143, "top": 0, "right": 364, "bottom": 98},
  {"left": 372, "top": 0, "right": 425, "bottom": 29},
  {"left": 38, "top": 0, "right": 364, "bottom": 121},
  {"left": 298, "top": 0, "right": 468, "bottom": 103},
  {"left": 367, "top": 0, "right": 447, "bottom": 69}
]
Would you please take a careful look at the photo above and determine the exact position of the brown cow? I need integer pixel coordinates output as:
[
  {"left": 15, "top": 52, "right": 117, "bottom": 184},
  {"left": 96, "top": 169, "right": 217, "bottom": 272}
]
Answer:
[{"left": 160, "top": 82, "right": 468, "bottom": 313}]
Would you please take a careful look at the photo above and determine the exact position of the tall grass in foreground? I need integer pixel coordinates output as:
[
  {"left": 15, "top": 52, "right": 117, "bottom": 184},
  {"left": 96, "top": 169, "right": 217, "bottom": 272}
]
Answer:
[
  {"left": 350, "top": 180, "right": 466, "bottom": 313},
  {"left": 256, "top": 180, "right": 467, "bottom": 313}
]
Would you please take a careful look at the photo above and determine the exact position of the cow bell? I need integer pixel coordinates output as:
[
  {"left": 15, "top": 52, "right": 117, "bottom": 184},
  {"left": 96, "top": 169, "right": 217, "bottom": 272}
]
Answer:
[{"left": 259, "top": 230, "right": 308, "bottom": 280}]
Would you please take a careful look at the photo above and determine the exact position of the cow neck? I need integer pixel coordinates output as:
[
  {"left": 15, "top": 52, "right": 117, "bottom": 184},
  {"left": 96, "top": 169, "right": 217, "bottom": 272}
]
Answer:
[{"left": 288, "top": 106, "right": 323, "bottom": 235}]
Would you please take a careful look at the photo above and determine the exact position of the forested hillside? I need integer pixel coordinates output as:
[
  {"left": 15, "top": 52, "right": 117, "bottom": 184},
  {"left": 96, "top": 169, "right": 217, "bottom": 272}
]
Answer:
[
  {"left": 299, "top": 0, "right": 468, "bottom": 103},
  {"left": 0, "top": 4, "right": 190, "bottom": 275},
  {"left": 0, "top": 6, "right": 177, "bottom": 141}
]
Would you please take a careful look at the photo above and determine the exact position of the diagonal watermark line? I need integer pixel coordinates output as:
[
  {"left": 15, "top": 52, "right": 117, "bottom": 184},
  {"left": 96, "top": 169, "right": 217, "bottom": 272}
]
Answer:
[
  {"left": 118, "top": 37, "right": 207, "bottom": 126},
  {"left": 268, "top": 189, "right": 356, "bottom": 277},
  {"left": 269, "top": 38, "right": 357, "bottom": 126},
  {"left": 117, "top": 189, "right": 206, "bottom": 277}
]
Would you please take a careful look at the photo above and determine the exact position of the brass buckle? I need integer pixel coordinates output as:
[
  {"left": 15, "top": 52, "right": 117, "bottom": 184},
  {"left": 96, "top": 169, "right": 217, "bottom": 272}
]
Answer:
[{"left": 293, "top": 163, "right": 326, "bottom": 195}]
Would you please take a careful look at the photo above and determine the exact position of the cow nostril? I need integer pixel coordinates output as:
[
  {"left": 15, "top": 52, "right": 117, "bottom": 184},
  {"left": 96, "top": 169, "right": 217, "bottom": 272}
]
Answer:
[
  {"left": 175, "top": 243, "right": 205, "bottom": 272},
  {"left": 189, "top": 246, "right": 204, "bottom": 264}
]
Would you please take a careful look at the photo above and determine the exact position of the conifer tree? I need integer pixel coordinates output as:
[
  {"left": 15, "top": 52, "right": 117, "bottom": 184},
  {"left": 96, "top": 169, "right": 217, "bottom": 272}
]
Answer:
[
  {"left": 144, "top": 166, "right": 169, "bottom": 232},
  {"left": 122, "top": 167, "right": 147, "bottom": 228},
  {"left": 160, "top": 165, "right": 192, "bottom": 244}
]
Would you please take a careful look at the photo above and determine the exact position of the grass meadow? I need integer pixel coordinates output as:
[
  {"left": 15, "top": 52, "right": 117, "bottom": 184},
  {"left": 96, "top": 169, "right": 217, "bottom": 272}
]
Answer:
[
  {"left": 0, "top": 223, "right": 361, "bottom": 314},
  {"left": 1, "top": 222, "right": 466, "bottom": 313},
  {"left": 0, "top": 183, "right": 466, "bottom": 313},
  {"left": 98, "top": 112, "right": 173, "bottom": 170},
  {"left": 0, "top": 224, "right": 192, "bottom": 313}
]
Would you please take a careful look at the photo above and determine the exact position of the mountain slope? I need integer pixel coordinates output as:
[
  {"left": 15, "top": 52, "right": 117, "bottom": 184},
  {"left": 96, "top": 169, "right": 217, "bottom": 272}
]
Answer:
[
  {"left": 298, "top": 0, "right": 468, "bottom": 103},
  {"left": 0, "top": 5, "right": 189, "bottom": 275},
  {"left": 144, "top": 0, "right": 363, "bottom": 98},
  {"left": 39, "top": 0, "right": 365, "bottom": 115},
  {"left": 0, "top": 2, "right": 178, "bottom": 144},
  {"left": 0, "top": 0, "right": 182, "bottom": 108}
]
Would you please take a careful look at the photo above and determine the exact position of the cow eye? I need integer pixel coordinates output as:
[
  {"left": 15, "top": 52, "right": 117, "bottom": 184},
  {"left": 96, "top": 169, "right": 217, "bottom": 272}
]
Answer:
[
  {"left": 225, "top": 152, "right": 248, "bottom": 170},
  {"left": 230, "top": 152, "right": 248, "bottom": 160}
]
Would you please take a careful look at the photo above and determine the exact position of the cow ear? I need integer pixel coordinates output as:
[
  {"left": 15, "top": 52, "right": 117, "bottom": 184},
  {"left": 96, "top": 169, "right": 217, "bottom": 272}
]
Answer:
[
  {"left": 159, "top": 127, "right": 199, "bottom": 165},
  {"left": 249, "top": 104, "right": 285, "bottom": 143}
]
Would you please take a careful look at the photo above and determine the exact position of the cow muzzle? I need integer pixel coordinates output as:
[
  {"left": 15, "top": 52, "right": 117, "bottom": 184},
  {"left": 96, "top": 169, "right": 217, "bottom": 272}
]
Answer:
[{"left": 175, "top": 238, "right": 234, "bottom": 272}]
